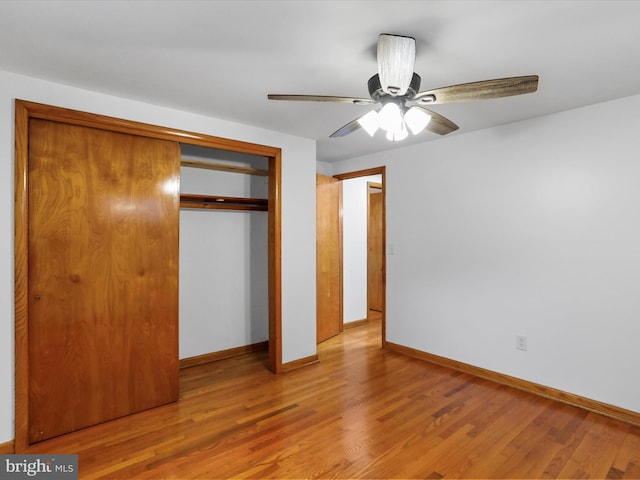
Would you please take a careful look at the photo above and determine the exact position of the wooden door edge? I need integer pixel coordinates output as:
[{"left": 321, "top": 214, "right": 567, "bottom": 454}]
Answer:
[{"left": 14, "top": 100, "right": 30, "bottom": 452}]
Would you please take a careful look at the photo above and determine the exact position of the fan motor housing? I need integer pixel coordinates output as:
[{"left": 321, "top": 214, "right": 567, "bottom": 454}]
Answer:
[{"left": 368, "top": 73, "right": 421, "bottom": 101}]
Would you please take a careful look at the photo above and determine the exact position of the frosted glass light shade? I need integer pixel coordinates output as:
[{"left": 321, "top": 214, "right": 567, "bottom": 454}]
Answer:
[
  {"left": 404, "top": 107, "right": 431, "bottom": 135},
  {"left": 378, "top": 102, "right": 403, "bottom": 133},
  {"left": 378, "top": 103, "right": 408, "bottom": 142},
  {"left": 385, "top": 121, "right": 408, "bottom": 142},
  {"left": 358, "top": 103, "right": 429, "bottom": 141},
  {"left": 357, "top": 110, "right": 379, "bottom": 136}
]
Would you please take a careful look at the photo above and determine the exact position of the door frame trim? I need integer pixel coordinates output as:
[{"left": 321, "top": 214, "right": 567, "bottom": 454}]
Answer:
[
  {"left": 334, "top": 167, "right": 386, "bottom": 346},
  {"left": 14, "top": 100, "right": 283, "bottom": 451}
]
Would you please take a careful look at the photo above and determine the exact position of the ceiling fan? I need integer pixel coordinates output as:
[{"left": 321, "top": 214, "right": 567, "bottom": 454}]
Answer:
[{"left": 268, "top": 34, "right": 539, "bottom": 141}]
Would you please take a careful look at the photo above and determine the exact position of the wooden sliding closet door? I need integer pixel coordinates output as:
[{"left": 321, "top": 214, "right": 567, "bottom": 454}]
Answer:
[{"left": 28, "top": 119, "right": 180, "bottom": 443}]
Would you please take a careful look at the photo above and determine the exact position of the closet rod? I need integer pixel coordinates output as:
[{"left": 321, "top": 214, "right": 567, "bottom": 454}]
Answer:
[{"left": 181, "top": 158, "right": 268, "bottom": 176}]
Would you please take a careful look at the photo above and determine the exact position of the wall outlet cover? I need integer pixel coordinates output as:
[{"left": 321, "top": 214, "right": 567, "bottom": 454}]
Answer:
[{"left": 516, "top": 335, "right": 528, "bottom": 351}]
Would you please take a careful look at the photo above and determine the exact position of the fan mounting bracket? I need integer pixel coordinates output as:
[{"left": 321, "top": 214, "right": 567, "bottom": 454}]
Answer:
[{"left": 368, "top": 73, "right": 421, "bottom": 103}]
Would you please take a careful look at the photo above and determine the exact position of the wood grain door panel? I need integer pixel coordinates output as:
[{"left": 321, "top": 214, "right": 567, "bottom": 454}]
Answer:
[
  {"left": 368, "top": 186, "right": 383, "bottom": 312},
  {"left": 316, "top": 174, "right": 342, "bottom": 343},
  {"left": 28, "top": 119, "right": 180, "bottom": 443}
]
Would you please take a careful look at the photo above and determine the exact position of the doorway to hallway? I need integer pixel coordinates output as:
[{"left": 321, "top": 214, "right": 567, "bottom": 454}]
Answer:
[{"left": 335, "top": 167, "right": 386, "bottom": 345}]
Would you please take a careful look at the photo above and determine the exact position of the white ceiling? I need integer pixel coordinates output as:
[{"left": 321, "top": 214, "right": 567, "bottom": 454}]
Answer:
[{"left": 2, "top": 0, "right": 640, "bottom": 163}]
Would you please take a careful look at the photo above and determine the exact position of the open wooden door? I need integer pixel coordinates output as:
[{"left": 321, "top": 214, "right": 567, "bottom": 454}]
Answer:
[
  {"left": 27, "top": 119, "right": 180, "bottom": 443},
  {"left": 316, "top": 174, "right": 342, "bottom": 343},
  {"left": 368, "top": 183, "right": 384, "bottom": 313}
]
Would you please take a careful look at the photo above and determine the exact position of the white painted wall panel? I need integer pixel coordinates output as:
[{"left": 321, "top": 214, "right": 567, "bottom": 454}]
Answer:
[
  {"left": 179, "top": 209, "right": 268, "bottom": 357},
  {"left": 280, "top": 143, "right": 318, "bottom": 363}
]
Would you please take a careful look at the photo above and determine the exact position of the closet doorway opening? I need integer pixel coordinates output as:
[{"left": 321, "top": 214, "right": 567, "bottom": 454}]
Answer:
[{"left": 178, "top": 145, "right": 272, "bottom": 369}]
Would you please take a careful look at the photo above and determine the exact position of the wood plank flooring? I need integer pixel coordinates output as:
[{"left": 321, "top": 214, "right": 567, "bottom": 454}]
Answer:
[{"left": 25, "top": 318, "right": 640, "bottom": 479}]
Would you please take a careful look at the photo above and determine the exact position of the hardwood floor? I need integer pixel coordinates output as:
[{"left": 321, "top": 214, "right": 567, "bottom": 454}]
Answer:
[{"left": 26, "top": 319, "right": 640, "bottom": 479}]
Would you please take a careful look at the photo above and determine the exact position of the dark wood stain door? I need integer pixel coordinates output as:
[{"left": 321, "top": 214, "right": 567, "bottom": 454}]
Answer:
[
  {"left": 368, "top": 185, "right": 384, "bottom": 312},
  {"left": 27, "top": 119, "right": 180, "bottom": 443},
  {"left": 316, "top": 174, "right": 342, "bottom": 343}
]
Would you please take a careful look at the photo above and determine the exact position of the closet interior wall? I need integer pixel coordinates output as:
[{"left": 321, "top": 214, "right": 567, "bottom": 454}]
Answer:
[{"left": 179, "top": 144, "right": 269, "bottom": 360}]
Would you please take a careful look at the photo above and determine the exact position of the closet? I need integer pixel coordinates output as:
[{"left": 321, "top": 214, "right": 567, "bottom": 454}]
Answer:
[
  {"left": 14, "top": 100, "right": 283, "bottom": 451},
  {"left": 178, "top": 145, "right": 270, "bottom": 364}
]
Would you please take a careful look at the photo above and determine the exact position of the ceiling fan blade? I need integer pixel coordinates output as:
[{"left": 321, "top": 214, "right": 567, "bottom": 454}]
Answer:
[
  {"left": 268, "top": 94, "right": 373, "bottom": 104},
  {"left": 377, "top": 34, "right": 415, "bottom": 96},
  {"left": 414, "top": 107, "right": 459, "bottom": 135},
  {"left": 329, "top": 117, "right": 363, "bottom": 138},
  {"left": 413, "top": 75, "right": 539, "bottom": 104}
]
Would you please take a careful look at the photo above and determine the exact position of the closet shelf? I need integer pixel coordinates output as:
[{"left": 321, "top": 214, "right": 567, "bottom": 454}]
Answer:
[
  {"left": 180, "top": 194, "right": 268, "bottom": 211},
  {"left": 181, "top": 159, "right": 268, "bottom": 176}
]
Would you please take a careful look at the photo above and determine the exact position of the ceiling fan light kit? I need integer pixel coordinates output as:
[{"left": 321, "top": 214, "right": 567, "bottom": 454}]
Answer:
[
  {"left": 378, "top": 102, "right": 407, "bottom": 141},
  {"left": 267, "top": 33, "right": 539, "bottom": 142},
  {"left": 356, "top": 102, "right": 430, "bottom": 141}
]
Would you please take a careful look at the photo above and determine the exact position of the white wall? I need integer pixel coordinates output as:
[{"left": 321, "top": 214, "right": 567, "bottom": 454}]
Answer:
[
  {"left": 0, "top": 69, "right": 317, "bottom": 444},
  {"left": 316, "top": 161, "right": 333, "bottom": 176},
  {"left": 333, "top": 93, "right": 640, "bottom": 414},
  {"left": 179, "top": 148, "right": 269, "bottom": 358},
  {"left": 342, "top": 175, "right": 381, "bottom": 323}
]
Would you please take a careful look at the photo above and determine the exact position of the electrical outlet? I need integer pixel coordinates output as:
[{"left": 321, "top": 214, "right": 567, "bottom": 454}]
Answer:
[{"left": 516, "top": 335, "right": 528, "bottom": 351}]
